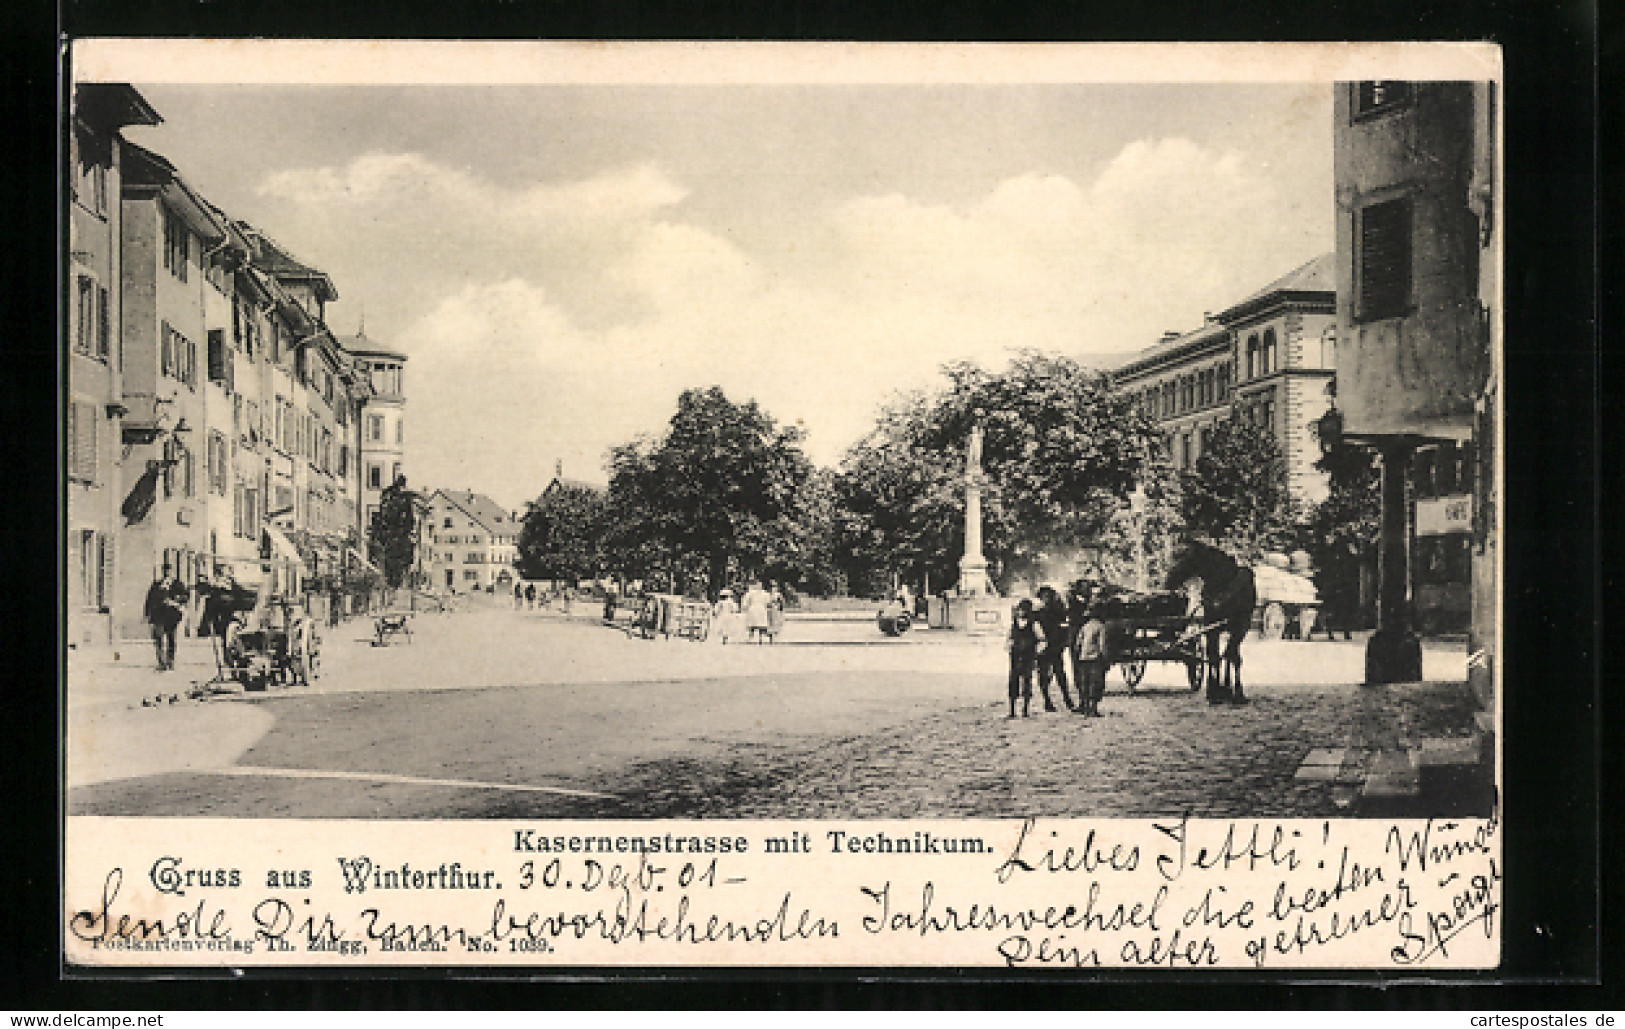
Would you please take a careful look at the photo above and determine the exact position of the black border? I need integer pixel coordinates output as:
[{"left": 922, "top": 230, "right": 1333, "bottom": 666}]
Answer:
[{"left": 9, "top": 0, "right": 1603, "bottom": 1009}]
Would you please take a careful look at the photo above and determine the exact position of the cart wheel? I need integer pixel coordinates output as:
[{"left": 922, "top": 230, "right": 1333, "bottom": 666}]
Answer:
[
  {"left": 1261, "top": 602, "right": 1287, "bottom": 640},
  {"left": 1122, "top": 661, "right": 1147, "bottom": 692},
  {"left": 1186, "top": 658, "right": 1205, "bottom": 692}
]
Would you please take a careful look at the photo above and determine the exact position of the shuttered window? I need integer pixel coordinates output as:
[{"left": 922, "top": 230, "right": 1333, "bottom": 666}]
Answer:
[
  {"left": 207, "top": 328, "right": 233, "bottom": 391},
  {"left": 67, "top": 400, "right": 98, "bottom": 483},
  {"left": 97, "top": 286, "right": 110, "bottom": 358},
  {"left": 1358, "top": 197, "right": 1412, "bottom": 322}
]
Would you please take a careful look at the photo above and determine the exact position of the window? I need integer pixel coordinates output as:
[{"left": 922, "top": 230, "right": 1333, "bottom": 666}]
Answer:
[
  {"left": 1354, "top": 81, "right": 1413, "bottom": 119},
  {"left": 162, "top": 209, "right": 190, "bottom": 282},
  {"left": 1216, "top": 363, "right": 1230, "bottom": 400},
  {"left": 367, "top": 464, "right": 383, "bottom": 490},
  {"left": 1357, "top": 197, "right": 1412, "bottom": 322},
  {"left": 74, "top": 276, "right": 96, "bottom": 356},
  {"left": 392, "top": 461, "right": 401, "bottom": 484},
  {"left": 77, "top": 155, "right": 108, "bottom": 216},
  {"left": 1245, "top": 335, "right": 1258, "bottom": 379},
  {"left": 338, "top": 443, "right": 349, "bottom": 477},
  {"left": 369, "top": 414, "right": 384, "bottom": 442},
  {"left": 207, "top": 329, "right": 232, "bottom": 389},
  {"left": 1262, "top": 329, "right": 1277, "bottom": 375},
  {"left": 444, "top": 516, "right": 454, "bottom": 529},
  {"left": 160, "top": 324, "right": 197, "bottom": 387},
  {"left": 464, "top": 569, "right": 479, "bottom": 581},
  {"left": 67, "top": 400, "right": 98, "bottom": 483},
  {"left": 396, "top": 419, "right": 403, "bottom": 444},
  {"left": 207, "top": 430, "right": 229, "bottom": 496},
  {"left": 76, "top": 529, "right": 110, "bottom": 610}
]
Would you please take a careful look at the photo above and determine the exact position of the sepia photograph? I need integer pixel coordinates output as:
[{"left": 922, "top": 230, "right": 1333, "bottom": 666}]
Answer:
[{"left": 64, "top": 47, "right": 1500, "bottom": 832}]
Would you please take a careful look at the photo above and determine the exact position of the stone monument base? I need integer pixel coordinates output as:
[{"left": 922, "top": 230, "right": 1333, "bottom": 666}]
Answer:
[{"left": 937, "top": 594, "right": 1007, "bottom": 636}]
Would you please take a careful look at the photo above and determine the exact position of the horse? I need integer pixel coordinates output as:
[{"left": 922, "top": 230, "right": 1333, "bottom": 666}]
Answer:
[{"left": 1165, "top": 541, "right": 1257, "bottom": 705}]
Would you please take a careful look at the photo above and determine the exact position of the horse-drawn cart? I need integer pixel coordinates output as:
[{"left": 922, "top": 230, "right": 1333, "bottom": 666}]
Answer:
[{"left": 1082, "top": 585, "right": 1209, "bottom": 694}]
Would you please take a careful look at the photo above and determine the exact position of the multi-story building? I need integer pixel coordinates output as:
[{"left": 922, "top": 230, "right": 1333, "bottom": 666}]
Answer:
[
  {"left": 67, "top": 84, "right": 161, "bottom": 645},
  {"left": 1113, "top": 253, "right": 1338, "bottom": 507},
  {"left": 341, "top": 331, "right": 409, "bottom": 531},
  {"left": 71, "top": 88, "right": 395, "bottom": 639},
  {"left": 114, "top": 140, "right": 244, "bottom": 639},
  {"left": 1331, "top": 80, "right": 1496, "bottom": 686},
  {"left": 421, "top": 489, "right": 520, "bottom": 593}
]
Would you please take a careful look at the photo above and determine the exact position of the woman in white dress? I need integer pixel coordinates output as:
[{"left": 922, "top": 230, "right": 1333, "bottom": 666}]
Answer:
[
  {"left": 710, "top": 589, "right": 742, "bottom": 644},
  {"left": 742, "top": 581, "right": 771, "bottom": 643}
]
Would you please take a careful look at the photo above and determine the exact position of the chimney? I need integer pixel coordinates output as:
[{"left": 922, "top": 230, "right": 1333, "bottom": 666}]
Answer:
[
  {"left": 1162, "top": 330, "right": 1180, "bottom": 342},
  {"left": 555, "top": 459, "right": 563, "bottom": 480}
]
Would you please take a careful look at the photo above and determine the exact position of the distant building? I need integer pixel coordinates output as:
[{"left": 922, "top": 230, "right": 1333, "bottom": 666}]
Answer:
[
  {"left": 1331, "top": 80, "right": 1497, "bottom": 684},
  {"left": 337, "top": 330, "right": 408, "bottom": 532},
  {"left": 421, "top": 489, "right": 521, "bottom": 592},
  {"left": 1113, "top": 253, "right": 1338, "bottom": 507}
]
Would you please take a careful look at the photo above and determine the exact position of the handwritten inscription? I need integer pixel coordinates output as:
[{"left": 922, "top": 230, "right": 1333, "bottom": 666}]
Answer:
[{"left": 66, "top": 815, "right": 1499, "bottom": 967}]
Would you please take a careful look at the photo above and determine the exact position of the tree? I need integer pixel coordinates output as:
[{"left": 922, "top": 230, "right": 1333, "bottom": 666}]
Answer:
[
  {"left": 604, "top": 386, "right": 814, "bottom": 595},
  {"left": 517, "top": 484, "right": 608, "bottom": 583},
  {"left": 367, "top": 475, "right": 418, "bottom": 589},
  {"left": 1303, "top": 441, "right": 1381, "bottom": 630},
  {"left": 1178, "top": 417, "right": 1298, "bottom": 562},
  {"left": 834, "top": 352, "right": 1179, "bottom": 593}
]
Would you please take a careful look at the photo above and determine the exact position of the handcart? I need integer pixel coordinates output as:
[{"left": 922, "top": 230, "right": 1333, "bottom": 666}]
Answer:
[{"left": 201, "top": 584, "right": 320, "bottom": 692}]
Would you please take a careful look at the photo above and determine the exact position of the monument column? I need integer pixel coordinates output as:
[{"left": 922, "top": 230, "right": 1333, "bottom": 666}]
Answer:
[{"left": 957, "top": 419, "right": 991, "bottom": 597}]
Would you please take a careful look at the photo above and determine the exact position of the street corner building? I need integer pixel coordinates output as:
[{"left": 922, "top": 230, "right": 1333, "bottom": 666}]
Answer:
[
  {"left": 418, "top": 488, "right": 521, "bottom": 593},
  {"left": 1329, "top": 80, "right": 1498, "bottom": 697},
  {"left": 66, "top": 83, "right": 410, "bottom": 647}
]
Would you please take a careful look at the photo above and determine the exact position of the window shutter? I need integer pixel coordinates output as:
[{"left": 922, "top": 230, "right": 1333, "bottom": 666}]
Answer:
[
  {"left": 96, "top": 286, "right": 110, "bottom": 358},
  {"left": 68, "top": 401, "right": 97, "bottom": 482},
  {"left": 1359, "top": 198, "right": 1412, "bottom": 322},
  {"left": 98, "top": 534, "right": 114, "bottom": 609}
]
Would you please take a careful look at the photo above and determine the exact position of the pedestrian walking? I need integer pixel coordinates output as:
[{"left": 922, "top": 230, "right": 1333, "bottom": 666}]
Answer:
[
  {"left": 144, "top": 564, "right": 188, "bottom": 671},
  {"left": 1034, "top": 585, "right": 1075, "bottom": 712},
  {"left": 1006, "top": 598, "right": 1044, "bottom": 719},
  {"left": 710, "top": 589, "right": 743, "bottom": 644},
  {"left": 524, "top": 582, "right": 536, "bottom": 610},
  {"left": 1073, "top": 592, "right": 1109, "bottom": 718},
  {"left": 742, "top": 580, "right": 771, "bottom": 643},
  {"left": 514, "top": 581, "right": 524, "bottom": 610},
  {"left": 766, "top": 580, "right": 785, "bottom": 642}
]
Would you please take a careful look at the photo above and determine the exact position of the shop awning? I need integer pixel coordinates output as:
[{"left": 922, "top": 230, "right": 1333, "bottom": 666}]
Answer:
[{"left": 262, "top": 525, "right": 302, "bottom": 562}]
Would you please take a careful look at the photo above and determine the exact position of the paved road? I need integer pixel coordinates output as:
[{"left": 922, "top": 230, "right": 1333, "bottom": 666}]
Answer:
[{"left": 67, "top": 608, "right": 1475, "bottom": 819}]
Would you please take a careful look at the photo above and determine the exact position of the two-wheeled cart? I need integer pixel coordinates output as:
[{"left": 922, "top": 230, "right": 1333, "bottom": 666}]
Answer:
[
  {"left": 1106, "top": 612, "right": 1210, "bottom": 694},
  {"left": 200, "top": 585, "right": 320, "bottom": 692}
]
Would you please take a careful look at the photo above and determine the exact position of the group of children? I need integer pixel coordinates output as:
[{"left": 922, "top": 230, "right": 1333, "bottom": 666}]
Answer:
[{"left": 1006, "top": 583, "right": 1109, "bottom": 720}]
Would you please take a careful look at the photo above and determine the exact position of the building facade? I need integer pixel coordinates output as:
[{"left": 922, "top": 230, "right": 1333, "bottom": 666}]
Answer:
[
  {"left": 67, "top": 83, "right": 400, "bottom": 641},
  {"left": 67, "top": 85, "right": 162, "bottom": 645},
  {"left": 421, "top": 490, "right": 520, "bottom": 593},
  {"left": 341, "top": 333, "right": 409, "bottom": 531},
  {"left": 1113, "top": 253, "right": 1338, "bottom": 508},
  {"left": 1331, "top": 80, "right": 1496, "bottom": 684}
]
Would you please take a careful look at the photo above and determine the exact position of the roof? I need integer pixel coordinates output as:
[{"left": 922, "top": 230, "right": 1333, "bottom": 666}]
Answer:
[
  {"left": 75, "top": 83, "right": 162, "bottom": 133},
  {"left": 1215, "top": 252, "right": 1335, "bottom": 323},
  {"left": 544, "top": 476, "right": 602, "bottom": 495},
  {"left": 236, "top": 222, "right": 339, "bottom": 302},
  {"left": 1112, "top": 321, "right": 1229, "bottom": 379},
  {"left": 120, "top": 142, "right": 232, "bottom": 244},
  {"left": 430, "top": 489, "right": 516, "bottom": 535},
  {"left": 337, "top": 331, "right": 408, "bottom": 361}
]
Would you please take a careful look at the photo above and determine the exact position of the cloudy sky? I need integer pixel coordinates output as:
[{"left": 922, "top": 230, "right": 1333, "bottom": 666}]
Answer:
[{"left": 122, "top": 81, "right": 1333, "bottom": 509}]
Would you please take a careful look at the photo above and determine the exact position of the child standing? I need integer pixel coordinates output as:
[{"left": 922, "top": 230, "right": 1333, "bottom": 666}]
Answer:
[
  {"left": 1073, "top": 592, "right": 1108, "bottom": 718},
  {"left": 1006, "top": 598, "right": 1046, "bottom": 719}
]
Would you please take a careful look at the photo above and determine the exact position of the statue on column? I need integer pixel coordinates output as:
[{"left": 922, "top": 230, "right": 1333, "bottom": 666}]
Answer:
[{"left": 957, "top": 414, "right": 996, "bottom": 598}]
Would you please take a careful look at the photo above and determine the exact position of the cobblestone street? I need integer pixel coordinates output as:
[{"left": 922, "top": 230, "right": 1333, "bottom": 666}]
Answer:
[{"left": 67, "top": 605, "right": 1482, "bottom": 819}]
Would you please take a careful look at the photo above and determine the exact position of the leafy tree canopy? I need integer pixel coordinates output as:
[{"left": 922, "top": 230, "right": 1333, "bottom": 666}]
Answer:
[
  {"left": 1178, "top": 417, "right": 1297, "bottom": 562},
  {"left": 368, "top": 475, "right": 418, "bottom": 589},
  {"left": 518, "top": 483, "right": 608, "bottom": 583},
  {"left": 605, "top": 386, "right": 814, "bottom": 594}
]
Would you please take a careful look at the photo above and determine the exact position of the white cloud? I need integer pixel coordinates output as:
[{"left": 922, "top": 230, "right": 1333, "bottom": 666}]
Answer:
[{"left": 254, "top": 136, "right": 1328, "bottom": 506}]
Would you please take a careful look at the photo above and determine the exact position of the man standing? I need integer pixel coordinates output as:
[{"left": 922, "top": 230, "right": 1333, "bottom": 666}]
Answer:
[
  {"left": 1034, "top": 585, "right": 1074, "bottom": 712},
  {"left": 144, "top": 564, "right": 188, "bottom": 671}
]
